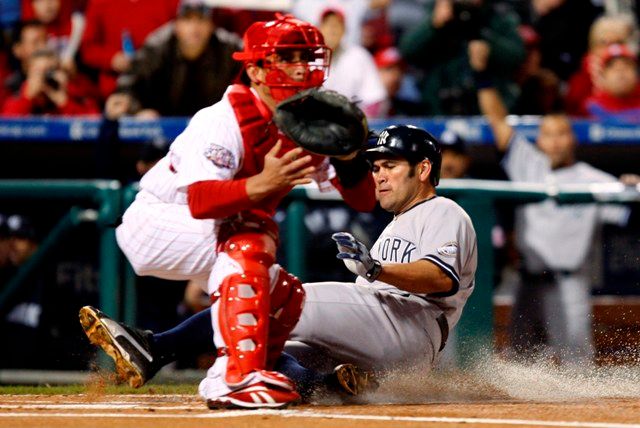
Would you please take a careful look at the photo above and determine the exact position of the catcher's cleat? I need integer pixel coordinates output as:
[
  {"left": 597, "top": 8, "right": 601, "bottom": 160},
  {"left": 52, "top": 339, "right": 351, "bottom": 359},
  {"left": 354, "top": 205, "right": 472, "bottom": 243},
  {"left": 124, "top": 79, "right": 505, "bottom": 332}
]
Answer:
[
  {"left": 206, "top": 382, "right": 301, "bottom": 409},
  {"left": 79, "top": 306, "right": 158, "bottom": 388},
  {"left": 331, "top": 363, "right": 379, "bottom": 396}
]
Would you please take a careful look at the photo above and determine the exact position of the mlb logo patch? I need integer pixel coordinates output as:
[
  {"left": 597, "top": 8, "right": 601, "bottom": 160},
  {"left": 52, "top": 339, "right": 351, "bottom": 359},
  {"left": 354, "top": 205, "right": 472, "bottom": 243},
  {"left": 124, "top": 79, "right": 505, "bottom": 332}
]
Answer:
[
  {"left": 437, "top": 242, "right": 458, "bottom": 257},
  {"left": 204, "top": 144, "right": 236, "bottom": 169}
]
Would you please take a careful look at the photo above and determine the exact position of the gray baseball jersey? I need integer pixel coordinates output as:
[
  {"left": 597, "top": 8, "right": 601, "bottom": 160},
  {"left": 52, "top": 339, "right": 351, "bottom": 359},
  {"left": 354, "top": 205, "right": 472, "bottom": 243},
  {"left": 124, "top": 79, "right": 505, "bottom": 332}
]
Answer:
[
  {"left": 501, "top": 133, "right": 629, "bottom": 364},
  {"left": 289, "top": 196, "right": 477, "bottom": 370},
  {"left": 503, "top": 133, "right": 629, "bottom": 272}
]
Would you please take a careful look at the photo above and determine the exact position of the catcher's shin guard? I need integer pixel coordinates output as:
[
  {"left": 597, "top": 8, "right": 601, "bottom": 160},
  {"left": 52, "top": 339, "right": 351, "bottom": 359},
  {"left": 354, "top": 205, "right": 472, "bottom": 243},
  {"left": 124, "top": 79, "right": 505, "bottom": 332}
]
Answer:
[
  {"left": 216, "top": 232, "right": 276, "bottom": 386},
  {"left": 266, "top": 268, "right": 305, "bottom": 369}
]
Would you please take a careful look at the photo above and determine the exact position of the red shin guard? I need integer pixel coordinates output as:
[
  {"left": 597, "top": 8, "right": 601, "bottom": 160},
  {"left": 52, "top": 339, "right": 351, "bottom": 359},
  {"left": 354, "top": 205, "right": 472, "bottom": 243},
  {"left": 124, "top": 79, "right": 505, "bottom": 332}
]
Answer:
[
  {"left": 266, "top": 268, "right": 305, "bottom": 369},
  {"left": 217, "top": 232, "right": 276, "bottom": 385}
]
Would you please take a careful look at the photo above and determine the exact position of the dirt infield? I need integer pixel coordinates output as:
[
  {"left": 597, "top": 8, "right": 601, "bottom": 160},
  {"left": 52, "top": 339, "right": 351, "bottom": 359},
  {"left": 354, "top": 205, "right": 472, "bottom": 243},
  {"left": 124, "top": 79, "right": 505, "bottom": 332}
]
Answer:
[
  {"left": 3, "top": 357, "right": 640, "bottom": 427},
  {"left": 1, "top": 394, "right": 639, "bottom": 428}
]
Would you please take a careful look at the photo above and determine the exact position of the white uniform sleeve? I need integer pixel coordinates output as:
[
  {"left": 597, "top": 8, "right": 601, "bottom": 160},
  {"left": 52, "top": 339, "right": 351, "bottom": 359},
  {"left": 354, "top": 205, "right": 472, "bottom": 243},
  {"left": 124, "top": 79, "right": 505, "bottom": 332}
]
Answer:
[
  {"left": 420, "top": 205, "right": 475, "bottom": 295},
  {"left": 172, "top": 110, "right": 243, "bottom": 192},
  {"left": 599, "top": 204, "right": 631, "bottom": 226},
  {"left": 501, "top": 133, "right": 550, "bottom": 182}
]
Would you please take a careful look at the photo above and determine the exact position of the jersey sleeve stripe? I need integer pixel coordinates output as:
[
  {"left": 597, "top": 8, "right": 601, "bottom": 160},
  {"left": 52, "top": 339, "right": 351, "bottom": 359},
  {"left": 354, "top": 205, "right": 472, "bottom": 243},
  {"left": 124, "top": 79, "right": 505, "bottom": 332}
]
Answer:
[{"left": 422, "top": 255, "right": 460, "bottom": 297}]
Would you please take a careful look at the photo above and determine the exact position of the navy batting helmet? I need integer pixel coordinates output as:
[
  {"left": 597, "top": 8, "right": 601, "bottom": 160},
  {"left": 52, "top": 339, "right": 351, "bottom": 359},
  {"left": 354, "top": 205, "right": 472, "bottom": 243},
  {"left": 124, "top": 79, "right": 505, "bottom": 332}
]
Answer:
[{"left": 365, "top": 125, "right": 442, "bottom": 186}]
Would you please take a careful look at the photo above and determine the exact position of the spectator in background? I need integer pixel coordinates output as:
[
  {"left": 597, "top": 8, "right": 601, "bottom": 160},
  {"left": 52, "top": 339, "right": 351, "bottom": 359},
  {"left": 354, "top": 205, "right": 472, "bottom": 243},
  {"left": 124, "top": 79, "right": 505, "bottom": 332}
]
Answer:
[
  {"left": 136, "top": 138, "right": 170, "bottom": 177},
  {"left": 566, "top": 14, "right": 638, "bottom": 116},
  {"left": 94, "top": 88, "right": 169, "bottom": 180},
  {"left": 292, "top": 0, "right": 390, "bottom": 47},
  {"left": 2, "top": 47, "right": 99, "bottom": 115},
  {"left": 584, "top": 44, "right": 640, "bottom": 122},
  {"left": 114, "top": 0, "right": 241, "bottom": 118},
  {"left": 80, "top": 0, "right": 178, "bottom": 100},
  {"left": 439, "top": 130, "right": 471, "bottom": 179},
  {"left": 474, "top": 50, "right": 633, "bottom": 365},
  {"left": 319, "top": 7, "right": 387, "bottom": 117},
  {"left": 21, "top": 0, "right": 85, "bottom": 72},
  {"left": 360, "top": 9, "right": 394, "bottom": 54},
  {"left": 211, "top": 9, "right": 275, "bottom": 36},
  {"left": 94, "top": 89, "right": 136, "bottom": 179},
  {"left": 4, "top": 215, "right": 38, "bottom": 268},
  {"left": 512, "top": 25, "right": 562, "bottom": 115},
  {"left": 4, "top": 20, "right": 48, "bottom": 95},
  {"left": 399, "top": 0, "right": 525, "bottom": 115},
  {"left": 373, "top": 46, "right": 423, "bottom": 116},
  {"left": 530, "top": 0, "right": 602, "bottom": 82},
  {"left": 0, "top": 39, "right": 12, "bottom": 107},
  {"left": 0, "top": 214, "right": 45, "bottom": 346}
]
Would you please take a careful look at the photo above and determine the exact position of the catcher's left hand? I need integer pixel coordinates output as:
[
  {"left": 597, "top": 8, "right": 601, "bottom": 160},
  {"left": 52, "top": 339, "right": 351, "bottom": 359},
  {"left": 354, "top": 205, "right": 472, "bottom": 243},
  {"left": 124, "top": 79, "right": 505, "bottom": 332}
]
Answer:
[
  {"left": 273, "top": 88, "right": 369, "bottom": 157},
  {"left": 332, "top": 232, "right": 382, "bottom": 282}
]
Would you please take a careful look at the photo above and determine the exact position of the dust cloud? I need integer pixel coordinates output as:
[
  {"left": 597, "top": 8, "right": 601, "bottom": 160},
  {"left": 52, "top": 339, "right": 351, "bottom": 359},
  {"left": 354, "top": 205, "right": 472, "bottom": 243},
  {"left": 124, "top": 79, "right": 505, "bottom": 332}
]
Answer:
[{"left": 354, "top": 354, "right": 640, "bottom": 404}]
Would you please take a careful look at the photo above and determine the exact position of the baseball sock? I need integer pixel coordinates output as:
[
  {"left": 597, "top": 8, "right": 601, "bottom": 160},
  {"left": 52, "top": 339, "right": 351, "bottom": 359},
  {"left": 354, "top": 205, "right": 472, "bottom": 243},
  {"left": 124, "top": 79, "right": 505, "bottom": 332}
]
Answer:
[
  {"left": 275, "top": 352, "right": 325, "bottom": 399},
  {"left": 151, "top": 307, "right": 214, "bottom": 367}
]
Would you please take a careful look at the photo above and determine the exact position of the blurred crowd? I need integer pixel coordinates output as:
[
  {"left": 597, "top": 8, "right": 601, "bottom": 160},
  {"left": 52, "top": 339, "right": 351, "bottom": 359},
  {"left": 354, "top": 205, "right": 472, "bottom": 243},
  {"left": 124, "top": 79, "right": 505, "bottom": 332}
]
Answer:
[
  {"left": 1, "top": 0, "right": 640, "bottom": 121},
  {"left": 1, "top": 0, "right": 640, "bottom": 370}
]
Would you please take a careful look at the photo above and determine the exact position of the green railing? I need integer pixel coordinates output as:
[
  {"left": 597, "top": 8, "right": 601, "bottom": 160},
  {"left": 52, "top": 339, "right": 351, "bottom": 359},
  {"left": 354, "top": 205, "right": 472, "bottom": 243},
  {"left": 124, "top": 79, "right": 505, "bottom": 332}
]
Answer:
[
  {"left": 2, "top": 179, "right": 637, "bottom": 366},
  {"left": 0, "top": 180, "right": 122, "bottom": 319}
]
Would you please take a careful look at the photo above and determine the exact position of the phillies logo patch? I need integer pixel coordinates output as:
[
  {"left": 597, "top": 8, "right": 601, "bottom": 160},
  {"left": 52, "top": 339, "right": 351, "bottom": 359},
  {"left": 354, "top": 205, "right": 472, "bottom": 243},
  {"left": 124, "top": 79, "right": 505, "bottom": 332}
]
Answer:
[{"left": 204, "top": 144, "right": 236, "bottom": 169}]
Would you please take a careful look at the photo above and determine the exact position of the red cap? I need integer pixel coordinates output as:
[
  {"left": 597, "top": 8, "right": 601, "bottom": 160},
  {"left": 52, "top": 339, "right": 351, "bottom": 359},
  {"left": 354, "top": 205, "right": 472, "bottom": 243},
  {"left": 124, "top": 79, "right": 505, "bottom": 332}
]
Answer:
[
  {"left": 319, "top": 7, "right": 345, "bottom": 23},
  {"left": 374, "top": 47, "right": 403, "bottom": 68},
  {"left": 601, "top": 43, "right": 637, "bottom": 67},
  {"left": 518, "top": 25, "right": 540, "bottom": 48}
]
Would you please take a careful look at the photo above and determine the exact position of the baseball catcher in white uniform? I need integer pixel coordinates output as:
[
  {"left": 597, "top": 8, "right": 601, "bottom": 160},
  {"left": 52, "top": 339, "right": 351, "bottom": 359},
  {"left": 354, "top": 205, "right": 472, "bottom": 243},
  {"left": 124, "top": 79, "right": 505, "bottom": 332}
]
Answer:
[{"left": 79, "top": 14, "right": 377, "bottom": 409}]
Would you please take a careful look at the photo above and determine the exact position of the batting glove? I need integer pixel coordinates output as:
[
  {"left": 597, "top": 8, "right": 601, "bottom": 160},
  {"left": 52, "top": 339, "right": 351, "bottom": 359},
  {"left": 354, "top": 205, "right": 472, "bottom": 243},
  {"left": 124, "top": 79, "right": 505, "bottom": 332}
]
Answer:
[{"left": 331, "top": 232, "right": 382, "bottom": 282}]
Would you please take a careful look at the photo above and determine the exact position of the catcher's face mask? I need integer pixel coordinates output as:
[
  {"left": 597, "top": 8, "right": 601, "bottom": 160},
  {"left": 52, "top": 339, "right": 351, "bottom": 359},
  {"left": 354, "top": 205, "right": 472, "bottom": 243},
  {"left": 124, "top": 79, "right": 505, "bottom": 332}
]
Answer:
[{"left": 233, "top": 14, "right": 331, "bottom": 102}]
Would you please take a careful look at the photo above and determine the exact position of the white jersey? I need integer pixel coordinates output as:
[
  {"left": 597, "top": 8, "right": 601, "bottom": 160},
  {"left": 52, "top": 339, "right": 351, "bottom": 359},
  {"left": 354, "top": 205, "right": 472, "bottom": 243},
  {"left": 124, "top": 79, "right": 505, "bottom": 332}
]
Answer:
[
  {"left": 503, "top": 133, "right": 629, "bottom": 272},
  {"left": 323, "top": 43, "right": 387, "bottom": 111},
  {"left": 138, "top": 86, "right": 334, "bottom": 206},
  {"left": 138, "top": 89, "right": 243, "bottom": 205},
  {"left": 118, "top": 85, "right": 336, "bottom": 285},
  {"left": 356, "top": 196, "right": 478, "bottom": 329}
]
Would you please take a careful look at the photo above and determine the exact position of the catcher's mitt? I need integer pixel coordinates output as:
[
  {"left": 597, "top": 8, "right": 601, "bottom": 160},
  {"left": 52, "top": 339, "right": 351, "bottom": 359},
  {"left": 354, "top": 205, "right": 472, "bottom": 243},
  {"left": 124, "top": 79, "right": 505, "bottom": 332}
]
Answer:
[{"left": 273, "top": 88, "right": 368, "bottom": 156}]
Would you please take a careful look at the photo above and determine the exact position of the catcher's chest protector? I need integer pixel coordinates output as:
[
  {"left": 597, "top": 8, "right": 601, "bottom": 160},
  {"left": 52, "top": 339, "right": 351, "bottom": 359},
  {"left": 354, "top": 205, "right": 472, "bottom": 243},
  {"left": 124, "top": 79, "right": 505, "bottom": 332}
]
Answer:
[{"left": 228, "top": 84, "right": 326, "bottom": 178}]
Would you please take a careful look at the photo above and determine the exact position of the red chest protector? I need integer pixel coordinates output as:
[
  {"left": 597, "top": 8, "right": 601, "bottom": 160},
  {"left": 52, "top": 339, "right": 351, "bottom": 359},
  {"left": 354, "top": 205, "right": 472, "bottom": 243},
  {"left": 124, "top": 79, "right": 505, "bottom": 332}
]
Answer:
[
  {"left": 227, "top": 84, "right": 326, "bottom": 177},
  {"left": 227, "top": 84, "right": 326, "bottom": 215}
]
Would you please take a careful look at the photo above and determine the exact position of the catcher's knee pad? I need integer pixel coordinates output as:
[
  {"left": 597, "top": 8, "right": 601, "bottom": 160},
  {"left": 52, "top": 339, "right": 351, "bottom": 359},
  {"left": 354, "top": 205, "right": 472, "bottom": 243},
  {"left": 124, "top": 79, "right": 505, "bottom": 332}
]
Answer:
[
  {"left": 215, "top": 232, "right": 277, "bottom": 386},
  {"left": 266, "top": 268, "right": 306, "bottom": 369}
]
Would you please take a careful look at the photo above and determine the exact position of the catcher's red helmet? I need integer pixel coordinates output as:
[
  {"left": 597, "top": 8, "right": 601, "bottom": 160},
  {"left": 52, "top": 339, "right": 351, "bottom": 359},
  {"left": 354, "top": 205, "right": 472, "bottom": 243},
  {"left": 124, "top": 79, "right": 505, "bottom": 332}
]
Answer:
[{"left": 233, "top": 14, "right": 331, "bottom": 101}]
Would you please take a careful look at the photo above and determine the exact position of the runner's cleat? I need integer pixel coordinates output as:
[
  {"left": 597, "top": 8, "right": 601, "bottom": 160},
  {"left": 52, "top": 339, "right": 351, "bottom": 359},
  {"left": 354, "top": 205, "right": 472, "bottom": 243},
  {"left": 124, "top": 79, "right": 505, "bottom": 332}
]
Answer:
[
  {"left": 79, "top": 306, "right": 158, "bottom": 388},
  {"left": 331, "top": 363, "right": 379, "bottom": 396}
]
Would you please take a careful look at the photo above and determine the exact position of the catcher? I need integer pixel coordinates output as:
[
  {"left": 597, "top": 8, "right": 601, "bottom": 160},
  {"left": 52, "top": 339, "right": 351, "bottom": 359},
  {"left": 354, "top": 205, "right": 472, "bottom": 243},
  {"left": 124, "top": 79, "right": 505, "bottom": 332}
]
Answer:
[{"left": 80, "top": 14, "right": 375, "bottom": 409}]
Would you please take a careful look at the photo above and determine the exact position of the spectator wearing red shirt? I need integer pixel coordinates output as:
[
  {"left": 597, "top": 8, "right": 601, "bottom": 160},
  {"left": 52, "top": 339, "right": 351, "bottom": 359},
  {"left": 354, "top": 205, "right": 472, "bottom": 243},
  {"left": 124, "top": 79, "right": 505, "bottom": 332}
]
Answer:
[
  {"left": 80, "top": 0, "right": 178, "bottom": 99},
  {"left": 0, "top": 42, "right": 12, "bottom": 107},
  {"left": 584, "top": 44, "right": 640, "bottom": 123},
  {"left": 565, "top": 15, "right": 637, "bottom": 116},
  {"left": 2, "top": 47, "right": 100, "bottom": 115},
  {"left": 21, "top": 0, "right": 86, "bottom": 72}
]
